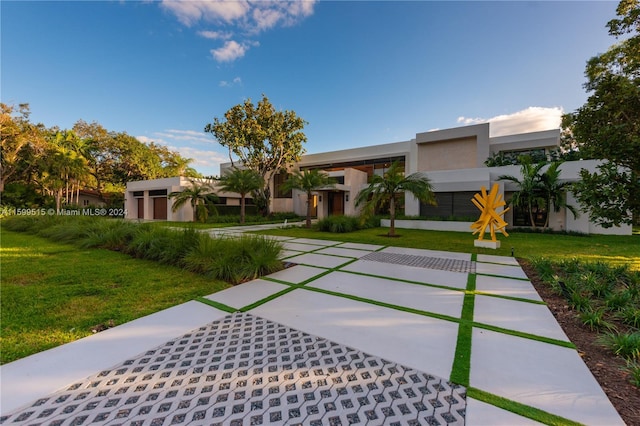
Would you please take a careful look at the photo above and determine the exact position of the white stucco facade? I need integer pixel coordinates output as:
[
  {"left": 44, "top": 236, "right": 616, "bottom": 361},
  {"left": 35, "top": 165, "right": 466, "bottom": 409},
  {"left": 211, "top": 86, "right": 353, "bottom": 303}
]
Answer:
[{"left": 124, "top": 123, "right": 632, "bottom": 235}]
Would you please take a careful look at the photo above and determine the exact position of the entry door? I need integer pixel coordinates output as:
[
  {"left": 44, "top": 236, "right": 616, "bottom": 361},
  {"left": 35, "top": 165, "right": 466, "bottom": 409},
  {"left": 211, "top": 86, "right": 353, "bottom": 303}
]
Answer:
[
  {"left": 329, "top": 192, "right": 344, "bottom": 216},
  {"left": 153, "top": 197, "right": 168, "bottom": 220},
  {"left": 137, "top": 198, "right": 144, "bottom": 219},
  {"left": 309, "top": 194, "right": 318, "bottom": 218}
]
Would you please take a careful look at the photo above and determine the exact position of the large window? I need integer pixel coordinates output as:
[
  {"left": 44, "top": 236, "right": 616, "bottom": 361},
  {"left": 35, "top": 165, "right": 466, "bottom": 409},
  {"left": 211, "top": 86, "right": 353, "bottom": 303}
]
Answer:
[
  {"left": 512, "top": 204, "right": 547, "bottom": 227},
  {"left": 420, "top": 191, "right": 478, "bottom": 220},
  {"left": 274, "top": 173, "right": 292, "bottom": 198},
  {"left": 300, "top": 156, "right": 405, "bottom": 183}
]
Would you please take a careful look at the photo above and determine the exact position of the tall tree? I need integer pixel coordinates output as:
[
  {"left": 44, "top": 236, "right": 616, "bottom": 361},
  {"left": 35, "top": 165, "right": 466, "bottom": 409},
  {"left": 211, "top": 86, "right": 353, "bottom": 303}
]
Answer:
[
  {"left": 169, "top": 180, "right": 218, "bottom": 223},
  {"left": 539, "top": 162, "right": 579, "bottom": 229},
  {"left": 355, "top": 161, "right": 436, "bottom": 237},
  {"left": 499, "top": 160, "right": 546, "bottom": 230},
  {"left": 562, "top": 0, "right": 640, "bottom": 226},
  {"left": 281, "top": 169, "right": 335, "bottom": 228},
  {"left": 217, "top": 167, "right": 263, "bottom": 224},
  {"left": 500, "top": 160, "right": 578, "bottom": 230},
  {"left": 204, "top": 95, "right": 307, "bottom": 215},
  {"left": 0, "top": 103, "right": 46, "bottom": 193}
]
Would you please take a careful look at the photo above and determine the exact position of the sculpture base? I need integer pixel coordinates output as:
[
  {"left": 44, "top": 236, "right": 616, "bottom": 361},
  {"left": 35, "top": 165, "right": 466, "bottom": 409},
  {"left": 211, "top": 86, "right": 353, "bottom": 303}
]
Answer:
[{"left": 474, "top": 239, "right": 500, "bottom": 249}]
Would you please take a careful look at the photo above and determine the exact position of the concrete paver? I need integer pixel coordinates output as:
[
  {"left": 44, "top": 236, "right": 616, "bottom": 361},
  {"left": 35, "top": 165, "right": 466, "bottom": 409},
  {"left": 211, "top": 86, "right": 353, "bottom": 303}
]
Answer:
[
  {"left": 0, "top": 234, "right": 625, "bottom": 425},
  {"left": 250, "top": 289, "right": 461, "bottom": 382},
  {"left": 473, "top": 295, "right": 570, "bottom": 341},
  {"left": 475, "top": 275, "right": 543, "bottom": 301},
  {"left": 470, "top": 328, "right": 624, "bottom": 425}
]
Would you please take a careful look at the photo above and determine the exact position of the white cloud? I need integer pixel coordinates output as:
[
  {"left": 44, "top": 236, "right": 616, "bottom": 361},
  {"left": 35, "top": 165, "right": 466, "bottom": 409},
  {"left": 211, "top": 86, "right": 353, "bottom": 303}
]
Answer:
[
  {"left": 160, "top": 0, "right": 250, "bottom": 27},
  {"left": 219, "top": 76, "right": 242, "bottom": 87},
  {"left": 211, "top": 40, "right": 248, "bottom": 62},
  {"left": 170, "top": 146, "right": 228, "bottom": 176},
  {"left": 137, "top": 129, "right": 227, "bottom": 175},
  {"left": 161, "top": 0, "right": 317, "bottom": 62},
  {"left": 457, "top": 107, "right": 564, "bottom": 137},
  {"left": 197, "top": 30, "right": 232, "bottom": 40}
]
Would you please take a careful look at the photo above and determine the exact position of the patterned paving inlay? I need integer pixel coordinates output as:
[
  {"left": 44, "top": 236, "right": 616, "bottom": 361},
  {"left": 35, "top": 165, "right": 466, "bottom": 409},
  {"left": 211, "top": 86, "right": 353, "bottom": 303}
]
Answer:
[
  {"left": 1, "top": 313, "right": 466, "bottom": 426},
  {"left": 360, "top": 252, "right": 476, "bottom": 274}
]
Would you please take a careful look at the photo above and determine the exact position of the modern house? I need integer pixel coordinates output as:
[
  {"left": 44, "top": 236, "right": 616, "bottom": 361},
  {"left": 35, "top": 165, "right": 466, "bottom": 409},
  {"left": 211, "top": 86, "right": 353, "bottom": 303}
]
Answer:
[{"left": 124, "top": 123, "right": 631, "bottom": 235}]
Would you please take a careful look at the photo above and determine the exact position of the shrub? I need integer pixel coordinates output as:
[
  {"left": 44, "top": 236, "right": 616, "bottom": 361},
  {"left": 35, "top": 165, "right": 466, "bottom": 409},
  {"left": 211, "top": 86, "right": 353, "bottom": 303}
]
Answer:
[
  {"left": 622, "top": 360, "right": 640, "bottom": 387},
  {"left": 568, "top": 290, "right": 593, "bottom": 313},
  {"left": 616, "top": 305, "right": 640, "bottom": 328},
  {"left": 317, "top": 215, "right": 360, "bottom": 233},
  {"left": 579, "top": 308, "right": 616, "bottom": 332},
  {"left": 530, "top": 257, "right": 556, "bottom": 282},
  {"left": 184, "top": 235, "right": 282, "bottom": 284},
  {"left": 80, "top": 220, "right": 139, "bottom": 251},
  {"left": 606, "top": 290, "right": 633, "bottom": 312},
  {"left": 599, "top": 332, "right": 640, "bottom": 360}
]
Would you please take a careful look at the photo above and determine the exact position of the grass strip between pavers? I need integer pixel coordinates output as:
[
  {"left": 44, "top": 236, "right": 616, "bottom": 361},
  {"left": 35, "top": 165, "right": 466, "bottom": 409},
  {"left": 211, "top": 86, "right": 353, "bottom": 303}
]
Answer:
[
  {"left": 467, "top": 387, "right": 585, "bottom": 426},
  {"left": 473, "top": 291, "right": 547, "bottom": 305},
  {"left": 476, "top": 272, "right": 530, "bottom": 281},
  {"left": 238, "top": 286, "right": 298, "bottom": 312},
  {"left": 471, "top": 322, "right": 575, "bottom": 348},
  {"left": 194, "top": 297, "right": 237, "bottom": 313},
  {"left": 450, "top": 273, "right": 476, "bottom": 386}
]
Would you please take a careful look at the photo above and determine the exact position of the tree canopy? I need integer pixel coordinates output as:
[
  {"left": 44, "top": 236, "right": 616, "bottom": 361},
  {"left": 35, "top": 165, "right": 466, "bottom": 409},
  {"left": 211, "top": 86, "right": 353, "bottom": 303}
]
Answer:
[
  {"left": 499, "top": 160, "right": 578, "bottom": 230},
  {"left": 281, "top": 169, "right": 335, "bottom": 228},
  {"left": 1, "top": 103, "right": 197, "bottom": 209},
  {"left": 355, "top": 161, "right": 436, "bottom": 237},
  {"left": 217, "top": 167, "right": 263, "bottom": 224},
  {"left": 562, "top": 0, "right": 640, "bottom": 226},
  {"left": 204, "top": 95, "right": 307, "bottom": 215}
]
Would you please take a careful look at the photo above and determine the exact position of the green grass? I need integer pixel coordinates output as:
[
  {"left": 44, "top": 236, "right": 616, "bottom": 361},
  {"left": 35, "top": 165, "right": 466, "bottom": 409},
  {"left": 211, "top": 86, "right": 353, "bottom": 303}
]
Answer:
[
  {"left": 0, "top": 230, "right": 230, "bottom": 364},
  {"left": 254, "top": 226, "right": 640, "bottom": 269}
]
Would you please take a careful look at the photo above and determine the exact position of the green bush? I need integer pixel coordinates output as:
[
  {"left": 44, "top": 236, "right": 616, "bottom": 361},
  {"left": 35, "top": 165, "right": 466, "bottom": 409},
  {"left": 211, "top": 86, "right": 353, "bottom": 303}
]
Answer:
[
  {"left": 80, "top": 219, "right": 139, "bottom": 251},
  {"left": 184, "top": 235, "right": 282, "bottom": 284},
  {"left": 1, "top": 216, "right": 284, "bottom": 285},
  {"left": 599, "top": 332, "right": 640, "bottom": 360},
  {"left": 317, "top": 215, "right": 360, "bottom": 233}
]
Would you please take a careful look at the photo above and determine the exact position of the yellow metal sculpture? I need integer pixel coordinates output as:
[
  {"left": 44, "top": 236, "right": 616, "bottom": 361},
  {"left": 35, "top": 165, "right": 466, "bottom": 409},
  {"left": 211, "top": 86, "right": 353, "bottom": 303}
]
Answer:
[{"left": 470, "top": 183, "right": 509, "bottom": 245}]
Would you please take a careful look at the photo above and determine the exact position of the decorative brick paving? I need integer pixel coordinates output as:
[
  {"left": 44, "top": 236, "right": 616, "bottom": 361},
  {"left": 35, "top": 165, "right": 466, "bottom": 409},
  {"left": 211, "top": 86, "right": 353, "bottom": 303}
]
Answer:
[
  {"left": 1, "top": 313, "right": 466, "bottom": 426},
  {"left": 361, "top": 252, "right": 476, "bottom": 274}
]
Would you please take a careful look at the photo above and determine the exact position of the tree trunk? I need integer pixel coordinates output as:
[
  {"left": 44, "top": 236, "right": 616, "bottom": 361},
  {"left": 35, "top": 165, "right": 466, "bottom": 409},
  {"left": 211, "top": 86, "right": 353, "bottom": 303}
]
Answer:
[
  {"left": 240, "top": 194, "right": 246, "bottom": 224},
  {"left": 389, "top": 196, "right": 396, "bottom": 237},
  {"left": 543, "top": 198, "right": 551, "bottom": 230},
  {"left": 528, "top": 202, "right": 537, "bottom": 230},
  {"left": 55, "top": 189, "right": 63, "bottom": 212}
]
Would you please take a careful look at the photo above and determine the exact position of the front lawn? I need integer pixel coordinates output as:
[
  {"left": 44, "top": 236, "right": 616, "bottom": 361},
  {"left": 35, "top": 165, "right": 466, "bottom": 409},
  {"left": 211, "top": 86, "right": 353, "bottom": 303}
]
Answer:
[{"left": 0, "top": 230, "right": 230, "bottom": 364}]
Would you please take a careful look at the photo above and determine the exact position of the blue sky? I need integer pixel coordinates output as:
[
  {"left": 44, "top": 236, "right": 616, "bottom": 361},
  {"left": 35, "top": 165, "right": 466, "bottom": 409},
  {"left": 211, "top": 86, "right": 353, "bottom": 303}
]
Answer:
[{"left": 2, "top": 1, "right": 618, "bottom": 175}]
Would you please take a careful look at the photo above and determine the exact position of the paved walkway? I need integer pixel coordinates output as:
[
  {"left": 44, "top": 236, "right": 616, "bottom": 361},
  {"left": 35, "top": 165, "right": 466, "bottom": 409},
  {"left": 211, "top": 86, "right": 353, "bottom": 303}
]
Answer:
[{"left": 0, "top": 231, "right": 625, "bottom": 425}]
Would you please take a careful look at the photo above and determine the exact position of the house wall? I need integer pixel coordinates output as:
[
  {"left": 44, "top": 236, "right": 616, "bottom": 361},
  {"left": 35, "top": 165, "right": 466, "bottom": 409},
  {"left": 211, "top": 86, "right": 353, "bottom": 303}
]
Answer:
[
  {"left": 125, "top": 177, "right": 202, "bottom": 221},
  {"left": 77, "top": 193, "right": 106, "bottom": 207},
  {"left": 343, "top": 168, "right": 368, "bottom": 216},
  {"left": 414, "top": 123, "right": 490, "bottom": 171},
  {"left": 417, "top": 137, "right": 478, "bottom": 171},
  {"left": 125, "top": 125, "right": 632, "bottom": 235},
  {"left": 489, "top": 129, "right": 560, "bottom": 155}
]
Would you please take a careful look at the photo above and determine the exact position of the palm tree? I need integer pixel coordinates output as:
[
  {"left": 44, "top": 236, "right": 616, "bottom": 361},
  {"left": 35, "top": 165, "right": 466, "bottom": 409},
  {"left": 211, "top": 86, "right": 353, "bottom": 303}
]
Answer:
[
  {"left": 169, "top": 180, "right": 218, "bottom": 223},
  {"left": 539, "top": 162, "right": 579, "bottom": 229},
  {"left": 217, "top": 167, "right": 263, "bottom": 224},
  {"left": 355, "top": 161, "right": 436, "bottom": 237},
  {"left": 281, "top": 169, "right": 335, "bottom": 228},
  {"left": 498, "top": 160, "right": 546, "bottom": 230}
]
